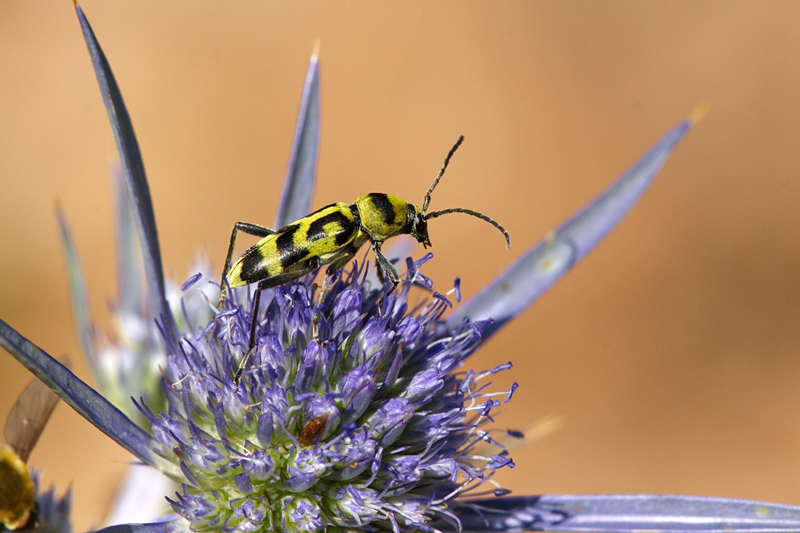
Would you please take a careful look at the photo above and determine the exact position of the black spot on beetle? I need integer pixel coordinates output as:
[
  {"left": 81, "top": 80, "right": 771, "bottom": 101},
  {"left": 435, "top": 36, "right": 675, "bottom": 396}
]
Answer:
[
  {"left": 308, "top": 211, "right": 355, "bottom": 246},
  {"left": 368, "top": 194, "right": 398, "bottom": 225},
  {"left": 275, "top": 225, "right": 307, "bottom": 269},
  {"left": 239, "top": 247, "right": 270, "bottom": 284}
]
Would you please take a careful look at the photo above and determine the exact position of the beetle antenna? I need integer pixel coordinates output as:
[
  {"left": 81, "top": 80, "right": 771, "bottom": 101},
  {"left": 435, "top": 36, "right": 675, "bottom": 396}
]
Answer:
[
  {"left": 425, "top": 208, "right": 511, "bottom": 250},
  {"left": 422, "top": 135, "right": 464, "bottom": 213}
]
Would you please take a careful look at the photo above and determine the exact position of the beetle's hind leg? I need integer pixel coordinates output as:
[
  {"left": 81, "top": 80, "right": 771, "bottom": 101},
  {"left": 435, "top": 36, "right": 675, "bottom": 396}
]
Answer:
[
  {"left": 233, "top": 278, "right": 270, "bottom": 385},
  {"left": 317, "top": 251, "right": 357, "bottom": 307},
  {"left": 219, "top": 222, "right": 276, "bottom": 306}
]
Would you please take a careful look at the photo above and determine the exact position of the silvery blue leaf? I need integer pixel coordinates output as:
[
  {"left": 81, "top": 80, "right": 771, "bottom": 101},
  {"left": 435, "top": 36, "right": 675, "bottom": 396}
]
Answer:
[
  {"left": 56, "top": 208, "right": 95, "bottom": 370},
  {"left": 446, "top": 494, "right": 800, "bottom": 532},
  {"left": 449, "top": 108, "right": 705, "bottom": 339},
  {"left": 0, "top": 318, "right": 170, "bottom": 474},
  {"left": 74, "top": 4, "right": 176, "bottom": 340},
  {"left": 275, "top": 44, "right": 321, "bottom": 229}
]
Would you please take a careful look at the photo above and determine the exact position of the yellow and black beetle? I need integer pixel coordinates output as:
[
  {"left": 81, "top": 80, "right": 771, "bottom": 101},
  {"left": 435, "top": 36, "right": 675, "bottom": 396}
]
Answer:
[{"left": 218, "top": 136, "right": 510, "bottom": 382}]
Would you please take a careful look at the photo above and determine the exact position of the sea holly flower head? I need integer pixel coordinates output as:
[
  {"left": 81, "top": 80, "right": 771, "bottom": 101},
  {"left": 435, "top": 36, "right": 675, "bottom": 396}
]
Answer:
[
  {"left": 143, "top": 255, "right": 516, "bottom": 532},
  {"left": 5, "top": 3, "right": 800, "bottom": 533}
]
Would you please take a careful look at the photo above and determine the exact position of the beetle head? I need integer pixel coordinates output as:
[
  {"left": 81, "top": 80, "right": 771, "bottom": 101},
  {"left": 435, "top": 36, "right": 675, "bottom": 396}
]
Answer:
[{"left": 409, "top": 206, "right": 431, "bottom": 248}]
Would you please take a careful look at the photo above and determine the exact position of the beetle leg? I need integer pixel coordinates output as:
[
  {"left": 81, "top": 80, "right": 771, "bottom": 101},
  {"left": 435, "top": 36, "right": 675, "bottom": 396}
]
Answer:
[
  {"left": 372, "top": 242, "right": 400, "bottom": 315},
  {"left": 316, "top": 250, "right": 357, "bottom": 306},
  {"left": 372, "top": 242, "right": 399, "bottom": 292},
  {"left": 317, "top": 272, "right": 333, "bottom": 307},
  {"left": 219, "top": 222, "right": 276, "bottom": 306},
  {"left": 233, "top": 278, "right": 268, "bottom": 386},
  {"left": 311, "top": 314, "right": 332, "bottom": 347}
]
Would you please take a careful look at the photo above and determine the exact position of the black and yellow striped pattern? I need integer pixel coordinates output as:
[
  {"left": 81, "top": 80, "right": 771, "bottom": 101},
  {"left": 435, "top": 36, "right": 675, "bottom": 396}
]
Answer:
[{"left": 227, "top": 202, "right": 370, "bottom": 289}]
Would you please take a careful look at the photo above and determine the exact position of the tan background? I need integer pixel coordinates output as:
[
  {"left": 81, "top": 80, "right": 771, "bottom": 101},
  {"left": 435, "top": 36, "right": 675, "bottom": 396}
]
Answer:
[{"left": 2, "top": 1, "right": 800, "bottom": 530}]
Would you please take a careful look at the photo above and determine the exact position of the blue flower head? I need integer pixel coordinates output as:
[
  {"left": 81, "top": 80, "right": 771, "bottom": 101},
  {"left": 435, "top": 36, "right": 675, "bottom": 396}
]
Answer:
[
  {"left": 146, "top": 253, "right": 516, "bottom": 532},
  {"left": 6, "top": 4, "right": 800, "bottom": 533}
]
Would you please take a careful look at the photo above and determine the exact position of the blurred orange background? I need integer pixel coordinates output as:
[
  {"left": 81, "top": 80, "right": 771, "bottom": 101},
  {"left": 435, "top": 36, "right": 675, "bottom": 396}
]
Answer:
[{"left": 2, "top": 2, "right": 800, "bottom": 530}]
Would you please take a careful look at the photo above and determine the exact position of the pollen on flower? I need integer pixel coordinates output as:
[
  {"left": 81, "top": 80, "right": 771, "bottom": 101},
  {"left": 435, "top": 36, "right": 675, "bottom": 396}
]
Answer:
[{"left": 140, "top": 255, "right": 517, "bottom": 533}]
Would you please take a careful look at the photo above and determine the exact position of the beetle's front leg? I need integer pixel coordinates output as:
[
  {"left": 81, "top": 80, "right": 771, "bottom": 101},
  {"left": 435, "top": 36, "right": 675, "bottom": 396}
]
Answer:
[
  {"left": 372, "top": 241, "right": 399, "bottom": 293},
  {"left": 372, "top": 242, "right": 400, "bottom": 315},
  {"left": 219, "top": 221, "right": 276, "bottom": 306}
]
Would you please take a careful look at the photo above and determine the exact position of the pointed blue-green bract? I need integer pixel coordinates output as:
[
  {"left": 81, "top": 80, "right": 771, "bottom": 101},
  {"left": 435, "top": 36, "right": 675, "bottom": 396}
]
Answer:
[
  {"left": 446, "top": 494, "right": 800, "bottom": 532},
  {"left": 0, "top": 318, "right": 164, "bottom": 471},
  {"left": 57, "top": 209, "right": 95, "bottom": 371},
  {"left": 74, "top": 4, "right": 176, "bottom": 341},
  {"left": 274, "top": 47, "right": 321, "bottom": 229},
  {"left": 112, "top": 164, "right": 149, "bottom": 319},
  {"left": 448, "top": 115, "right": 698, "bottom": 338}
]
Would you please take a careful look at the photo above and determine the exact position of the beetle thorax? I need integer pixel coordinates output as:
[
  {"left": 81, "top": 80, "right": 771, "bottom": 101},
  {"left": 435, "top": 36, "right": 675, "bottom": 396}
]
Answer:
[{"left": 353, "top": 193, "right": 415, "bottom": 242}]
